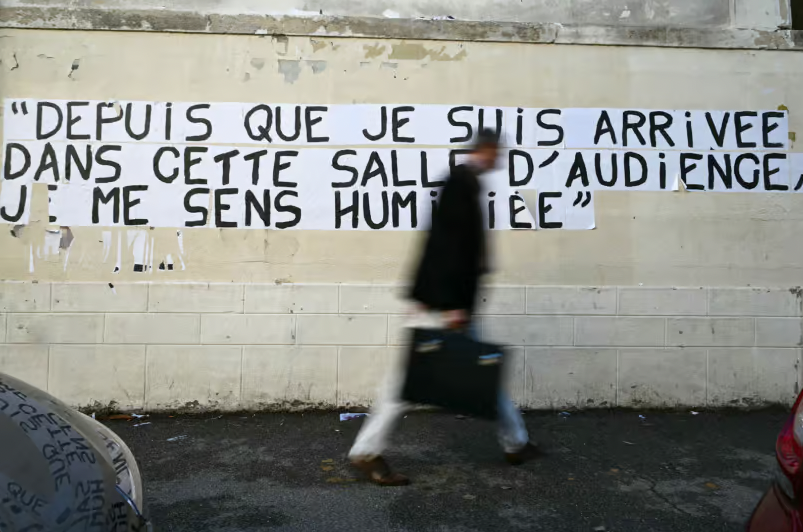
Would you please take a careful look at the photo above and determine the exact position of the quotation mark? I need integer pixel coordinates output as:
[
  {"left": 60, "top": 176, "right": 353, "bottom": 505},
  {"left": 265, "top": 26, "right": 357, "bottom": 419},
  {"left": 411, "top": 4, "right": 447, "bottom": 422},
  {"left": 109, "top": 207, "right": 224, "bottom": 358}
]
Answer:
[
  {"left": 11, "top": 101, "right": 28, "bottom": 115},
  {"left": 573, "top": 191, "right": 592, "bottom": 208}
]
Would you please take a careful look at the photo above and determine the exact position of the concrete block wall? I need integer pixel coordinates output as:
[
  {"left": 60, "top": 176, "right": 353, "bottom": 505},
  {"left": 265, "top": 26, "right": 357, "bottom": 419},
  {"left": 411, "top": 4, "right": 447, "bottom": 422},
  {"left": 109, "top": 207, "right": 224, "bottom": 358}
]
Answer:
[{"left": 0, "top": 282, "right": 800, "bottom": 412}]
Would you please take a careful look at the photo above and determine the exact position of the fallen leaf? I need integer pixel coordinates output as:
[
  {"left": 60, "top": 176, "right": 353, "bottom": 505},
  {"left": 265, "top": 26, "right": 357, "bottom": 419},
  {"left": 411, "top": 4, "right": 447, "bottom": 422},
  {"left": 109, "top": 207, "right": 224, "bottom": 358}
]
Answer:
[
  {"left": 705, "top": 482, "right": 720, "bottom": 490},
  {"left": 463, "top": 494, "right": 476, "bottom": 500},
  {"left": 321, "top": 466, "right": 334, "bottom": 471},
  {"left": 321, "top": 459, "right": 335, "bottom": 464}
]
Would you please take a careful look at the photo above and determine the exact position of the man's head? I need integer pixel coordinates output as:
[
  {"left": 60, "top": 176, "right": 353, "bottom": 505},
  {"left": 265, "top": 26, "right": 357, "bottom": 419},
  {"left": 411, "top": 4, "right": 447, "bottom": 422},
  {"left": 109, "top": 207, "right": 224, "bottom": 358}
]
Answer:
[{"left": 471, "top": 129, "right": 500, "bottom": 172}]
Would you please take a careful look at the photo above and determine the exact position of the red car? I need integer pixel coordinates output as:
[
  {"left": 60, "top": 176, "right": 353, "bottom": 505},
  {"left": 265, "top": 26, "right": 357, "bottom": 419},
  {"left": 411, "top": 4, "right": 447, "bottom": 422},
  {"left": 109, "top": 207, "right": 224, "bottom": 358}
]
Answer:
[{"left": 747, "top": 389, "right": 803, "bottom": 531}]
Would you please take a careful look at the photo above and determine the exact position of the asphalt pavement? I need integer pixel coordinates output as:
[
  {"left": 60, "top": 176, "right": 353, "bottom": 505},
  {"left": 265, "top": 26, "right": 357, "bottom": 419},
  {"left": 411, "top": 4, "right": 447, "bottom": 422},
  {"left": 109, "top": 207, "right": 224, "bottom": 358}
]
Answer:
[{"left": 106, "top": 409, "right": 787, "bottom": 532}]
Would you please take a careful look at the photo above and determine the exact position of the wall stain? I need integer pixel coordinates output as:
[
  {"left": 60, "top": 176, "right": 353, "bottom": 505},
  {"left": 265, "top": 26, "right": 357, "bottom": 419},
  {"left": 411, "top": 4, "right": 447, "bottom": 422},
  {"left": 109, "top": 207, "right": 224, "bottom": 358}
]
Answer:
[
  {"left": 753, "top": 30, "right": 789, "bottom": 49},
  {"left": 306, "top": 60, "right": 327, "bottom": 74},
  {"left": 789, "top": 132, "right": 796, "bottom": 142},
  {"left": 363, "top": 43, "right": 386, "bottom": 59},
  {"left": 278, "top": 59, "right": 301, "bottom": 83},
  {"left": 310, "top": 39, "right": 327, "bottom": 52},
  {"left": 380, "top": 62, "right": 398, "bottom": 70},
  {"left": 68, "top": 58, "right": 80, "bottom": 79},
  {"left": 388, "top": 43, "right": 467, "bottom": 61},
  {"left": 272, "top": 35, "right": 289, "bottom": 55},
  {"left": 250, "top": 57, "right": 265, "bottom": 69}
]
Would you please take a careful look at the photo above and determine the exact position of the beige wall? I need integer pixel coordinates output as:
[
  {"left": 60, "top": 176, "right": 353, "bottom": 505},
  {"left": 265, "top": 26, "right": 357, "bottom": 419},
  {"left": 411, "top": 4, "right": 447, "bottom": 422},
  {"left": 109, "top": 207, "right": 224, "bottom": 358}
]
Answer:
[
  {"left": 1, "top": 29, "right": 803, "bottom": 287},
  {"left": 2, "top": 281, "right": 799, "bottom": 411},
  {"left": 1, "top": 28, "right": 802, "bottom": 410}
]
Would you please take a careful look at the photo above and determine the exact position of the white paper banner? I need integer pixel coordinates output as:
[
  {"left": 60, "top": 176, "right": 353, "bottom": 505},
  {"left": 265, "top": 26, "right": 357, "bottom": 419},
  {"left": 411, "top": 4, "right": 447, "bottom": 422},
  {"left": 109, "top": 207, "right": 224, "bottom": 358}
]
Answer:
[{"left": 1, "top": 99, "right": 795, "bottom": 231}]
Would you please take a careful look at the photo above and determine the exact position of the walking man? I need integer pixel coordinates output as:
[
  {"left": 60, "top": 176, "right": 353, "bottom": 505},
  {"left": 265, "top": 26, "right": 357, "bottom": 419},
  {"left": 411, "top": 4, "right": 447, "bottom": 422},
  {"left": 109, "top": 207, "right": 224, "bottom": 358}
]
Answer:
[{"left": 349, "top": 129, "right": 541, "bottom": 486}]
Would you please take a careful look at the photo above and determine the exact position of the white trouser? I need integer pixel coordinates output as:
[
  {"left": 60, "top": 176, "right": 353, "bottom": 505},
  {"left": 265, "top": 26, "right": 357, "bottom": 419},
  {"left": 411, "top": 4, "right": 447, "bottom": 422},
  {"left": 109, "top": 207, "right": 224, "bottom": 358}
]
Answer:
[{"left": 348, "top": 311, "right": 529, "bottom": 458}]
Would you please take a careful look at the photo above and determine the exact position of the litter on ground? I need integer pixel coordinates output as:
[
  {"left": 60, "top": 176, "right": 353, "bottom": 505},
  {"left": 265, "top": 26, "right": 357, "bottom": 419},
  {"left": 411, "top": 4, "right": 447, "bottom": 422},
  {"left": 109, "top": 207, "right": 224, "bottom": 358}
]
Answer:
[{"left": 340, "top": 413, "right": 369, "bottom": 421}]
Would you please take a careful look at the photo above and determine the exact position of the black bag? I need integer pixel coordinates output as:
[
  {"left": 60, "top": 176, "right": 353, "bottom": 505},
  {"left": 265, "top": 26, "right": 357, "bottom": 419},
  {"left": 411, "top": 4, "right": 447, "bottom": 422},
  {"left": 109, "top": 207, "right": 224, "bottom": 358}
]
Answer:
[{"left": 400, "top": 328, "right": 505, "bottom": 420}]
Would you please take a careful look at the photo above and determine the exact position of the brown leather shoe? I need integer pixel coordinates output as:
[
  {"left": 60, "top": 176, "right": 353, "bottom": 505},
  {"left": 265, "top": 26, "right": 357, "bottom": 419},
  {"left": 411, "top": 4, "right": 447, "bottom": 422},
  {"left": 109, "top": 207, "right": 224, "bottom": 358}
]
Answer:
[
  {"left": 351, "top": 456, "right": 410, "bottom": 486},
  {"left": 504, "top": 443, "right": 543, "bottom": 466}
]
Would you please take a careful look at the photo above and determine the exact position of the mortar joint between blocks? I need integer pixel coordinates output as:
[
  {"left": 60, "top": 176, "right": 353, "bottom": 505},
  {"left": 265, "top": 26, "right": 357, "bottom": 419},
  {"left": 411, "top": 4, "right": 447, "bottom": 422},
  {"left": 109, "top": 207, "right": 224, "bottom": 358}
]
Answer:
[
  {"left": 523, "top": 286, "right": 529, "bottom": 316},
  {"left": 753, "top": 317, "right": 758, "bottom": 347}
]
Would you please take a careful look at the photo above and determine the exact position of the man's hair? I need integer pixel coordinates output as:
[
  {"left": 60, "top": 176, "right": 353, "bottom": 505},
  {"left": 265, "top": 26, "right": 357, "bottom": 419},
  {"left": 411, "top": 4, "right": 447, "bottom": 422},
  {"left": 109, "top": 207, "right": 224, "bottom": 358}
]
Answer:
[{"left": 474, "top": 128, "right": 500, "bottom": 150}]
